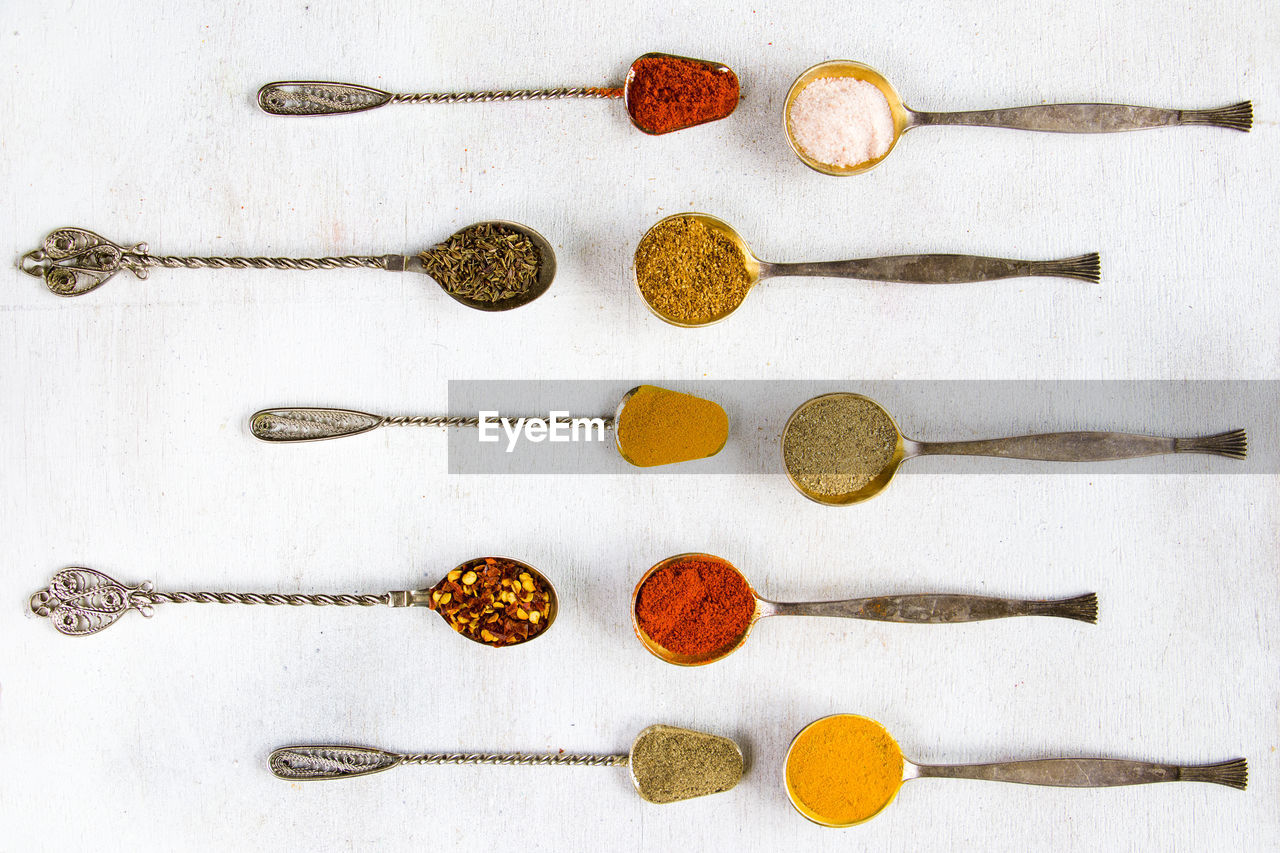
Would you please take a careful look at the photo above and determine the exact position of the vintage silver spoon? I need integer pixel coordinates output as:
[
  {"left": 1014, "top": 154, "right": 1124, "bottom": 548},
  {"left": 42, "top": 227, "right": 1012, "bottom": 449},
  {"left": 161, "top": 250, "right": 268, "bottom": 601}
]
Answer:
[
  {"left": 17, "top": 221, "right": 555, "bottom": 310},
  {"left": 257, "top": 52, "right": 739, "bottom": 135},
  {"left": 784, "top": 60, "right": 1252, "bottom": 175},
  {"left": 250, "top": 384, "right": 729, "bottom": 468},
  {"left": 786, "top": 714, "right": 1247, "bottom": 827},
  {"left": 783, "top": 392, "right": 1248, "bottom": 506},
  {"left": 28, "top": 559, "right": 557, "bottom": 645},
  {"left": 632, "top": 553, "right": 1096, "bottom": 667},
  {"left": 269, "top": 724, "right": 744, "bottom": 804}
]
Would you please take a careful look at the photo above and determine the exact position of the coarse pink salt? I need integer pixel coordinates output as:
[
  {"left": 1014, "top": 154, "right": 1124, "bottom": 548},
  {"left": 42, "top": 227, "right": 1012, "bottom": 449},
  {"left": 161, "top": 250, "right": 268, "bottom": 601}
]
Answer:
[{"left": 788, "top": 77, "right": 896, "bottom": 169}]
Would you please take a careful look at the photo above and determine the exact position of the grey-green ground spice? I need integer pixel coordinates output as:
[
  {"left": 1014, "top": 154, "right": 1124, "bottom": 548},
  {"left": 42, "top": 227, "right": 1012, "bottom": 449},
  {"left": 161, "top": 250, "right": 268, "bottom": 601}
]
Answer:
[
  {"left": 628, "top": 725, "right": 743, "bottom": 804},
  {"left": 419, "top": 223, "right": 540, "bottom": 302},
  {"left": 783, "top": 395, "right": 899, "bottom": 498},
  {"left": 634, "top": 216, "right": 752, "bottom": 324}
]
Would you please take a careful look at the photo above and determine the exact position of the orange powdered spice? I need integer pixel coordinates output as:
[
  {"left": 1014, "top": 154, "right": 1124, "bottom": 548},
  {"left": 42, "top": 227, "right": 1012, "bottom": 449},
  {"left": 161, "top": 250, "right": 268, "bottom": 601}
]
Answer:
[
  {"left": 633, "top": 556, "right": 755, "bottom": 658},
  {"left": 786, "top": 715, "right": 904, "bottom": 825}
]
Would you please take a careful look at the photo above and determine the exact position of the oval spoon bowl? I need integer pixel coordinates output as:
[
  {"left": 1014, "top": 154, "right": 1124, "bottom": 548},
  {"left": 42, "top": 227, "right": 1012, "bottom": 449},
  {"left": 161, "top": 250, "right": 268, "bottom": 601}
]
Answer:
[
  {"left": 782, "top": 393, "right": 907, "bottom": 506},
  {"left": 432, "top": 220, "right": 557, "bottom": 312},
  {"left": 632, "top": 212, "right": 761, "bottom": 328},
  {"left": 784, "top": 60, "right": 910, "bottom": 176}
]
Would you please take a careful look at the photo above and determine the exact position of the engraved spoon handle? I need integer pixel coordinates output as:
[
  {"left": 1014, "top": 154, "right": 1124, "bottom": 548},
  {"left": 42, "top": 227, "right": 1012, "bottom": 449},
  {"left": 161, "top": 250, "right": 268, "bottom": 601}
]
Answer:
[
  {"left": 257, "top": 81, "right": 623, "bottom": 116},
  {"left": 770, "top": 593, "right": 1096, "bottom": 623},
  {"left": 250, "top": 407, "right": 615, "bottom": 442},
  {"left": 765, "top": 253, "right": 1100, "bottom": 283},
  {"left": 268, "top": 745, "right": 627, "bottom": 780},
  {"left": 913, "top": 429, "right": 1247, "bottom": 462},
  {"left": 914, "top": 758, "right": 1247, "bottom": 790},
  {"left": 910, "top": 101, "right": 1252, "bottom": 133}
]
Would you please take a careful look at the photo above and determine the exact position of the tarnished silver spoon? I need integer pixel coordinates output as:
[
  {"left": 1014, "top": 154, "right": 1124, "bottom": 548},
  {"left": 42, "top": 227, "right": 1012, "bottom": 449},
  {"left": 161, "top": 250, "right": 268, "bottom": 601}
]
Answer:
[{"left": 17, "top": 221, "right": 555, "bottom": 310}]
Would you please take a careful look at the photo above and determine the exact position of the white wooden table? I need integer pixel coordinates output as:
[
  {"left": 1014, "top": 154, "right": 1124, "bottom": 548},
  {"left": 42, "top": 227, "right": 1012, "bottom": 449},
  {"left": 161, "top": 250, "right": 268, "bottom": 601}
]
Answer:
[{"left": 1, "top": 1, "right": 1275, "bottom": 849}]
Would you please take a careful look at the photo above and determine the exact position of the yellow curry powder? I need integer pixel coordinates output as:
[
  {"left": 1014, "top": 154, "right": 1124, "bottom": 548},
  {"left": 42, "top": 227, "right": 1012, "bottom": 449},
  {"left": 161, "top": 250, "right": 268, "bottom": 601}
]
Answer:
[
  {"left": 786, "top": 715, "right": 904, "bottom": 826},
  {"left": 615, "top": 385, "right": 729, "bottom": 467}
]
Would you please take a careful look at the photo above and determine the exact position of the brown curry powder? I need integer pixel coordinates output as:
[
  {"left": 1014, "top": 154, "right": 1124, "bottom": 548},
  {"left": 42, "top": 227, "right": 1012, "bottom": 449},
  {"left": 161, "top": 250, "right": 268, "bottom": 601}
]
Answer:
[
  {"left": 786, "top": 715, "right": 904, "bottom": 825},
  {"left": 634, "top": 216, "right": 752, "bottom": 324}
]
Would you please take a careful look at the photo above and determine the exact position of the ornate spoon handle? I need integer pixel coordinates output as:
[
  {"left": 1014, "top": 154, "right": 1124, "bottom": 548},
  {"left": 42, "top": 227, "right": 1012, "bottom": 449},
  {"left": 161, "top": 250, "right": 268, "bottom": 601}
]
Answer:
[
  {"left": 914, "top": 429, "right": 1247, "bottom": 461},
  {"left": 766, "top": 253, "right": 1100, "bottom": 283},
  {"left": 914, "top": 757, "right": 1247, "bottom": 790},
  {"left": 250, "top": 407, "right": 615, "bottom": 442},
  {"left": 911, "top": 101, "right": 1252, "bottom": 133},
  {"left": 257, "top": 81, "right": 622, "bottom": 116},
  {"left": 770, "top": 593, "right": 1096, "bottom": 624},
  {"left": 269, "top": 745, "right": 627, "bottom": 780},
  {"left": 28, "top": 567, "right": 391, "bottom": 637},
  {"left": 18, "top": 227, "right": 390, "bottom": 296}
]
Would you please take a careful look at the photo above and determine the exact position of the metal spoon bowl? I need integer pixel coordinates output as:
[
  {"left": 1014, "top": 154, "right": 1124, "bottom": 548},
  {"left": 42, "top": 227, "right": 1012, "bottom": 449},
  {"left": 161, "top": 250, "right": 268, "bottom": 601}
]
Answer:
[
  {"left": 426, "top": 556, "right": 559, "bottom": 646},
  {"left": 422, "top": 220, "right": 557, "bottom": 312},
  {"left": 784, "top": 61, "right": 910, "bottom": 176},
  {"left": 632, "top": 213, "right": 761, "bottom": 328}
]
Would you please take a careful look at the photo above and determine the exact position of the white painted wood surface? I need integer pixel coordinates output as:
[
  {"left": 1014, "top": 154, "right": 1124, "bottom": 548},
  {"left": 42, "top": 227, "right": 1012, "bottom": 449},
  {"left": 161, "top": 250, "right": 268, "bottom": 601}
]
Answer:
[{"left": 1, "top": 1, "right": 1275, "bottom": 850}]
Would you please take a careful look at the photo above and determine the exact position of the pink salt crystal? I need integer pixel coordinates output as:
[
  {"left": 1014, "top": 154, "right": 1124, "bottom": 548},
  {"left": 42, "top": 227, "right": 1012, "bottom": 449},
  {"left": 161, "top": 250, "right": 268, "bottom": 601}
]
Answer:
[{"left": 788, "top": 77, "right": 896, "bottom": 168}]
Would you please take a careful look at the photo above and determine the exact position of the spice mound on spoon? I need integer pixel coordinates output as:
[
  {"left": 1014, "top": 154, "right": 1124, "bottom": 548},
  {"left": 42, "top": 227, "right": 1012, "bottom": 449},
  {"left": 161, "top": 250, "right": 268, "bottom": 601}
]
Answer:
[
  {"left": 251, "top": 384, "right": 729, "bottom": 469},
  {"left": 28, "top": 558, "right": 556, "bottom": 646},
  {"left": 258, "top": 52, "right": 739, "bottom": 135},
  {"left": 782, "top": 392, "right": 1248, "bottom": 506},
  {"left": 269, "top": 724, "right": 744, "bottom": 804},
  {"left": 786, "top": 714, "right": 1247, "bottom": 828},
  {"left": 631, "top": 553, "right": 1097, "bottom": 666},
  {"left": 18, "top": 221, "right": 555, "bottom": 310},
  {"left": 633, "top": 212, "right": 1100, "bottom": 327},
  {"left": 784, "top": 60, "right": 1252, "bottom": 175}
]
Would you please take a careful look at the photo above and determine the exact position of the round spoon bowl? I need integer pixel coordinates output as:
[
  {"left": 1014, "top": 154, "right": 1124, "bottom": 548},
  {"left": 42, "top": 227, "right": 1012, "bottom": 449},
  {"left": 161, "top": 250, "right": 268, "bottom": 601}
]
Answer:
[
  {"left": 785, "top": 714, "right": 906, "bottom": 827},
  {"left": 633, "top": 212, "right": 761, "bottom": 328},
  {"left": 441, "top": 556, "right": 558, "bottom": 646},
  {"left": 782, "top": 393, "right": 907, "bottom": 506},
  {"left": 435, "top": 220, "right": 557, "bottom": 313},
  {"left": 783, "top": 61, "right": 910, "bottom": 175},
  {"left": 631, "top": 552, "right": 762, "bottom": 666}
]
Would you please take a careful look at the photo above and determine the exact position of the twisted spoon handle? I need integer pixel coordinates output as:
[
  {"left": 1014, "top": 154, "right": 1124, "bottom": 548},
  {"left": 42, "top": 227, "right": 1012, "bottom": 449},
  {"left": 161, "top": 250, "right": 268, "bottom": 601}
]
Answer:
[
  {"left": 772, "top": 593, "right": 1097, "bottom": 624},
  {"left": 269, "top": 745, "right": 628, "bottom": 780},
  {"left": 257, "top": 81, "right": 622, "bottom": 116},
  {"left": 28, "top": 567, "right": 387, "bottom": 637},
  {"left": 915, "top": 429, "right": 1247, "bottom": 462},
  {"left": 768, "top": 253, "right": 1100, "bottom": 284},
  {"left": 915, "top": 758, "right": 1247, "bottom": 790},
  {"left": 912, "top": 101, "right": 1252, "bottom": 133},
  {"left": 250, "top": 407, "right": 615, "bottom": 442}
]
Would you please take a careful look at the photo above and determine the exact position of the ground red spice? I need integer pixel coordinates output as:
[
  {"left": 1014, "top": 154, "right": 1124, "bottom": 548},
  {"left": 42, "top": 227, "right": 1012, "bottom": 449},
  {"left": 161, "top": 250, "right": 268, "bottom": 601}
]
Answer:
[
  {"left": 624, "top": 54, "right": 740, "bottom": 135},
  {"left": 633, "top": 556, "right": 755, "bottom": 658}
]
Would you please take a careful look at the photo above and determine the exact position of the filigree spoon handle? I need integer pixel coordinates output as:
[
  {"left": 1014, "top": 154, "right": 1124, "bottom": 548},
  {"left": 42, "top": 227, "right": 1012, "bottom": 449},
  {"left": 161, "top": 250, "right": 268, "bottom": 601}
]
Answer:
[
  {"left": 269, "top": 745, "right": 627, "bottom": 780},
  {"left": 28, "top": 567, "right": 399, "bottom": 637},
  {"left": 914, "top": 757, "right": 1247, "bottom": 789},
  {"left": 257, "top": 81, "right": 622, "bottom": 116},
  {"left": 769, "top": 592, "right": 1096, "bottom": 623},
  {"left": 766, "top": 253, "right": 1100, "bottom": 283},
  {"left": 910, "top": 101, "right": 1252, "bottom": 133},
  {"left": 912, "top": 429, "right": 1247, "bottom": 461},
  {"left": 18, "top": 227, "right": 391, "bottom": 296},
  {"left": 250, "top": 407, "right": 615, "bottom": 442}
]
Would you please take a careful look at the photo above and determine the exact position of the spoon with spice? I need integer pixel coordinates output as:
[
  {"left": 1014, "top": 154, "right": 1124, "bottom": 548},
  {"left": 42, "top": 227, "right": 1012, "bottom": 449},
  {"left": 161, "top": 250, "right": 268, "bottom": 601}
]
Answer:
[
  {"left": 631, "top": 553, "right": 1096, "bottom": 667},
  {"left": 18, "top": 221, "right": 554, "bottom": 309},
  {"left": 268, "top": 723, "right": 743, "bottom": 804},
  {"left": 786, "top": 714, "right": 1247, "bottom": 827},
  {"left": 784, "top": 60, "right": 1252, "bottom": 175},
  {"left": 251, "top": 384, "right": 728, "bottom": 468},
  {"left": 258, "top": 53, "right": 739, "bottom": 136},
  {"left": 782, "top": 392, "right": 1248, "bottom": 506},
  {"left": 633, "top": 213, "right": 1100, "bottom": 326},
  {"left": 28, "top": 558, "right": 556, "bottom": 646}
]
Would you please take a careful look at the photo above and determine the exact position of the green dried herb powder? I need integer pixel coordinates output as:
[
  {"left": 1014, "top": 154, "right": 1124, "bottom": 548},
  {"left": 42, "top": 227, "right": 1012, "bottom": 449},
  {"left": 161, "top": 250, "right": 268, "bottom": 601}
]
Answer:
[
  {"left": 784, "top": 396, "right": 899, "bottom": 498},
  {"left": 420, "top": 223, "right": 540, "bottom": 303},
  {"left": 634, "top": 216, "right": 752, "bottom": 324}
]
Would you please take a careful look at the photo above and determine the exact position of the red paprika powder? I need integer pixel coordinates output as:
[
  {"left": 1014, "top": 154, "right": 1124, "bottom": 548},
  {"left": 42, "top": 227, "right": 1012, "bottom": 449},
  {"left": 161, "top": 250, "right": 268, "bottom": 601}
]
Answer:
[
  {"left": 624, "top": 53, "right": 740, "bottom": 135},
  {"left": 633, "top": 555, "right": 756, "bottom": 659}
]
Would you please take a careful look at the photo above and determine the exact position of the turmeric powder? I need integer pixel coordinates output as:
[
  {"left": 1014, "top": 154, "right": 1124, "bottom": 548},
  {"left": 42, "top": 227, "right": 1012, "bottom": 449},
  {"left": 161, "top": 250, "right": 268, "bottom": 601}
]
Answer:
[
  {"left": 785, "top": 714, "right": 904, "bottom": 826},
  {"left": 615, "top": 385, "right": 729, "bottom": 467}
]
